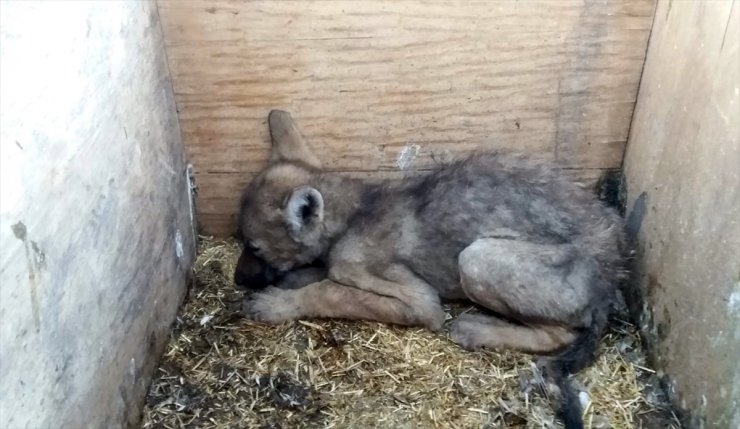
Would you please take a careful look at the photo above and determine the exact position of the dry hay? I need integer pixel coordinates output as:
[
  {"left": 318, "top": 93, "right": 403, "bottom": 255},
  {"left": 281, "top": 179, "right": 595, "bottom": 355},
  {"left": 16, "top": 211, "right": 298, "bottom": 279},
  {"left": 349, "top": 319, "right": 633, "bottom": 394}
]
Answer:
[{"left": 141, "top": 237, "right": 681, "bottom": 429}]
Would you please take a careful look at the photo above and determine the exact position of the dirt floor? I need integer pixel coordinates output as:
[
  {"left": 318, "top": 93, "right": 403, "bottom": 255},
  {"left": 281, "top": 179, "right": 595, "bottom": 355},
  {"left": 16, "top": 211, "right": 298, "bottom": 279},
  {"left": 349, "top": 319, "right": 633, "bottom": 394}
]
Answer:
[{"left": 141, "top": 237, "right": 681, "bottom": 429}]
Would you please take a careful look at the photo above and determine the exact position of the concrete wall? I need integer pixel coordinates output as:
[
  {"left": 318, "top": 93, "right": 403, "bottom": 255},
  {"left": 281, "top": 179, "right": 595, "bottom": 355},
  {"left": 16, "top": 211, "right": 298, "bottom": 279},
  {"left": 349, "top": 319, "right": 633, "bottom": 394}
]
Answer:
[
  {"left": 0, "top": 2, "right": 194, "bottom": 428},
  {"left": 623, "top": 1, "right": 739, "bottom": 428}
]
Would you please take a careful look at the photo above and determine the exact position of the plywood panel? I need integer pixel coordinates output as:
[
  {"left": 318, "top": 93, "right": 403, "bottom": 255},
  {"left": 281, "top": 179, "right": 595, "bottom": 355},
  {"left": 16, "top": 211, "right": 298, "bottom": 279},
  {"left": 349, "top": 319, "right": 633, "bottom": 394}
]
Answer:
[
  {"left": 0, "top": 2, "right": 194, "bottom": 428},
  {"left": 195, "top": 167, "right": 613, "bottom": 237},
  {"left": 622, "top": 0, "right": 739, "bottom": 427},
  {"left": 157, "top": 0, "right": 656, "bottom": 236}
]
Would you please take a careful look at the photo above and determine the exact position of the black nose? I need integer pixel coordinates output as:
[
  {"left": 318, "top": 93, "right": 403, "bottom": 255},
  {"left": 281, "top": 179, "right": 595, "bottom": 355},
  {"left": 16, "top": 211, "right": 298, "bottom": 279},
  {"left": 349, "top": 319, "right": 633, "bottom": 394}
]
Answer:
[
  {"left": 234, "top": 268, "right": 250, "bottom": 289},
  {"left": 233, "top": 265, "right": 280, "bottom": 290}
]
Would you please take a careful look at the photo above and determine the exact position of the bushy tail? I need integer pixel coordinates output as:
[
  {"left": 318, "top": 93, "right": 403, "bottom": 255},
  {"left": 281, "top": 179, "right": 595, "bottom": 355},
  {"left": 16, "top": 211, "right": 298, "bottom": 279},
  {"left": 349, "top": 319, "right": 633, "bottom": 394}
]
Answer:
[
  {"left": 551, "top": 369, "right": 583, "bottom": 429},
  {"left": 542, "top": 307, "right": 609, "bottom": 429}
]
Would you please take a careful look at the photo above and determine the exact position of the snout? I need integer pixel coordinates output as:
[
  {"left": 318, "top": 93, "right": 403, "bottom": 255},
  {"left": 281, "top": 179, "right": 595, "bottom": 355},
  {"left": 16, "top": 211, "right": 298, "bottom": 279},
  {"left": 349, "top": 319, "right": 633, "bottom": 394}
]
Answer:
[{"left": 233, "top": 247, "right": 280, "bottom": 290}]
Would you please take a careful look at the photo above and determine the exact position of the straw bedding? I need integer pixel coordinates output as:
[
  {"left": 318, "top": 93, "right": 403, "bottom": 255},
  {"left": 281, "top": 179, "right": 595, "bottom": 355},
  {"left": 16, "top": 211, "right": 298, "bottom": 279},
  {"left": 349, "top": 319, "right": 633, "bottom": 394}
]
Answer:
[{"left": 141, "top": 237, "right": 680, "bottom": 429}]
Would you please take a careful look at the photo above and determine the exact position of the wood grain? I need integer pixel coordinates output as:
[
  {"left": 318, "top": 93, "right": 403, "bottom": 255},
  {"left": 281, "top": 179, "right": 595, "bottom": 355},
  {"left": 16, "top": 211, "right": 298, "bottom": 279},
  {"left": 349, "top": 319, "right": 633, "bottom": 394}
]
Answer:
[
  {"left": 157, "top": 0, "right": 656, "bottom": 236},
  {"left": 0, "top": 2, "right": 194, "bottom": 428},
  {"left": 623, "top": 0, "right": 739, "bottom": 426}
]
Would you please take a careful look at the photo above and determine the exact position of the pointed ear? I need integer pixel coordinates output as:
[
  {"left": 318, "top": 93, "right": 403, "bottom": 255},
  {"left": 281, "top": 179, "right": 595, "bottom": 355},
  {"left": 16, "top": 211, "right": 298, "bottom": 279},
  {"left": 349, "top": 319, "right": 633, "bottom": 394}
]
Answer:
[
  {"left": 268, "top": 110, "right": 322, "bottom": 169},
  {"left": 284, "top": 186, "right": 324, "bottom": 233}
]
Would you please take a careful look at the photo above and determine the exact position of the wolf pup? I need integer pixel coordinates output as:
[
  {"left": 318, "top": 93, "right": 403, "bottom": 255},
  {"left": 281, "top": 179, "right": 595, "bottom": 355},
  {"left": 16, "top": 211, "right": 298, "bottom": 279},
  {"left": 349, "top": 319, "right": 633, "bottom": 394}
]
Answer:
[
  {"left": 233, "top": 241, "right": 326, "bottom": 291},
  {"left": 236, "top": 110, "right": 626, "bottom": 429}
]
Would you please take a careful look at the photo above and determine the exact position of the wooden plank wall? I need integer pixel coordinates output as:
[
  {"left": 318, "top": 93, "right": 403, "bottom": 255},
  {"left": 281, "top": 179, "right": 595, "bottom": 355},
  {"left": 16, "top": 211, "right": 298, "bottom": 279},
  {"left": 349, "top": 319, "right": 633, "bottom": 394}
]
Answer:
[
  {"left": 0, "top": 2, "right": 194, "bottom": 427},
  {"left": 622, "top": 0, "right": 739, "bottom": 426},
  {"left": 157, "top": 0, "right": 656, "bottom": 236}
]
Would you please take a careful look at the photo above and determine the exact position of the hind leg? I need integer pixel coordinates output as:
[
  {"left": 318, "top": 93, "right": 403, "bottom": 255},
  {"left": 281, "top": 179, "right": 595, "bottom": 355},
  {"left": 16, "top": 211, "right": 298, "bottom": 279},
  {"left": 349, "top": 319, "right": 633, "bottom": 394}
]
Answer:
[
  {"left": 450, "top": 238, "right": 594, "bottom": 353},
  {"left": 450, "top": 313, "right": 576, "bottom": 353}
]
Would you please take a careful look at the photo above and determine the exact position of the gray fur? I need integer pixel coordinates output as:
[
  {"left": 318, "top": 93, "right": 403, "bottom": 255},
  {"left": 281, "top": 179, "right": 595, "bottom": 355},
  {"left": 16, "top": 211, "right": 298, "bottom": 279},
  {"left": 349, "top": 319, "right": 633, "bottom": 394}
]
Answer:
[
  {"left": 239, "top": 153, "right": 624, "bottom": 326},
  {"left": 235, "top": 110, "right": 627, "bottom": 429}
]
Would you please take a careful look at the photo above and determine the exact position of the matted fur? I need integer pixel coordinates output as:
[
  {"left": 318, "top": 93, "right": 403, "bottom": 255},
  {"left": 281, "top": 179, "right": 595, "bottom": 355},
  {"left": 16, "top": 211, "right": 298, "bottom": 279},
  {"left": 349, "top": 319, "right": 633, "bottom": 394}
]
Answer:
[{"left": 234, "top": 110, "right": 627, "bottom": 429}]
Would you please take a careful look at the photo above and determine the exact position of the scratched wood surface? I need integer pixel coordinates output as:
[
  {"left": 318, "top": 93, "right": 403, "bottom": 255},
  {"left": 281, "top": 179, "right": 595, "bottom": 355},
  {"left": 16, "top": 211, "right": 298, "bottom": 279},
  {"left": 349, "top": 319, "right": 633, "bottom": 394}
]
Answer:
[
  {"left": 623, "top": 0, "right": 739, "bottom": 425},
  {"left": 157, "top": 0, "right": 656, "bottom": 236},
  {"left": 0, "top": 2, "right": 194, "bottom": 427}
]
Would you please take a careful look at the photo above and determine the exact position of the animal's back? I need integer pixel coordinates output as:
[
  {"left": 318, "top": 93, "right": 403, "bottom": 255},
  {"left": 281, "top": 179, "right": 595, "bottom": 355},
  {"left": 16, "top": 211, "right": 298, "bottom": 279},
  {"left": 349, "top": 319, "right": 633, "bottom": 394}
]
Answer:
[{"left": 389, "top": 152, "right": 625, "bottom": 296}]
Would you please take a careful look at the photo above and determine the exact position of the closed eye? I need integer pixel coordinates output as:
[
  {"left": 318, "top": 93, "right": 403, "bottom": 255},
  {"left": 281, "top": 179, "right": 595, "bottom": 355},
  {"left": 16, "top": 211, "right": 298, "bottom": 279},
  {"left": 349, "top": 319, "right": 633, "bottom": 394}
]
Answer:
[{"left": 247, "top": 240, "right": 260, "bottom": 253}]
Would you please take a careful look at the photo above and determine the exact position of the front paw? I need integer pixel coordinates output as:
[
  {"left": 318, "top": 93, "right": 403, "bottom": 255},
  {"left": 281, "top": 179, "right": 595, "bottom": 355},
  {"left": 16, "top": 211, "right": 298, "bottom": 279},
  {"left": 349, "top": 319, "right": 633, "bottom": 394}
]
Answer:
[{"left": 241, "top": 286, "right": 301, "bottom": 324}]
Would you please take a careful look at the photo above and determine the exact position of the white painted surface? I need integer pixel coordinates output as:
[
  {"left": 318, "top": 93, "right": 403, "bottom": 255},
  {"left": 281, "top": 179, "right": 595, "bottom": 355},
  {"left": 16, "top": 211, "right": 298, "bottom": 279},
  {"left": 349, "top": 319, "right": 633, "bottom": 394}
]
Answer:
[
  {"left": 623, "top": 1, "right": 739, "bottom": 426},
  {"left": 0, "top": 2, "right": 193, "bottom": 428}
]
